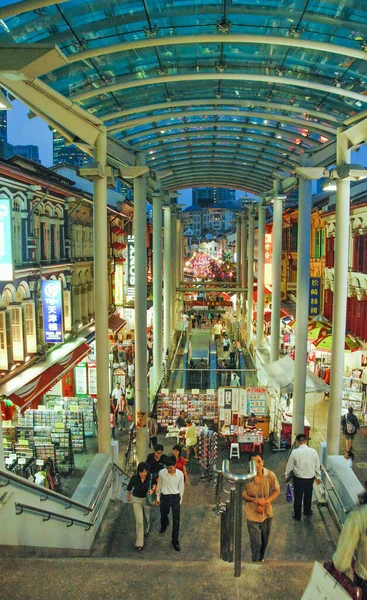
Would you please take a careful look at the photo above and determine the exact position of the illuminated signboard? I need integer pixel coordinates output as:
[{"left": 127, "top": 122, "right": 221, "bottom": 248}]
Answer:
[
  {"left": 0, "top": 195, "right": 14, "bottom": 281},
  {"left": 309, "top": 277, "right": 321, "bottom": 316},
  {"left": 127, "top": 235, "right": 135, "bottom": 290},
  {"left": 41, "top": 280, "right": 64, "bottom": 343}
]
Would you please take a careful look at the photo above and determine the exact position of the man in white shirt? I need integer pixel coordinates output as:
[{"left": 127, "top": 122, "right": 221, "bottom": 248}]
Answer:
[
  {"left": 284, "top": 433, "right": 321, "bottom": 521},
  {"left": 156, "top": 457, "right": 185, "bottom": 551},
  {"left": 111, "top": 382, "right": 122, "bottom": 413}
]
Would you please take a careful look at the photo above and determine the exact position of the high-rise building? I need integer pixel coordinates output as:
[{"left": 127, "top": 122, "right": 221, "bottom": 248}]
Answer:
[
  {"left": 0, "top": 94, "right": 7, "bottom": 142},
  {"left": 53, "top": 134, "right": 90, "bottom": 167},
  {"left": 0, "top": 139, "right": 40, "bottom": 163},
  {"left": 192, "top": 187, "right": 235, "bottom": 207}
]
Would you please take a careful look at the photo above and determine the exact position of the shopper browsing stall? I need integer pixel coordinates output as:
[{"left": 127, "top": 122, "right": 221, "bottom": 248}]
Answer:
[
  {"left": 126, "top": 462, "right": 155, "bottom": 552},
  {"left": 242, "top": 455, "right": 280, "bottom": 562},
  {"left": 185, "top": 419, "right": 199, "bottom": 461}
]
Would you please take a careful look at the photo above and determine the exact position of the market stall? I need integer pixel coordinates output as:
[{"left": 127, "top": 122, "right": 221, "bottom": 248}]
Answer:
[{"left": 263, "top": 355, "right": 329, "bottom": 449}]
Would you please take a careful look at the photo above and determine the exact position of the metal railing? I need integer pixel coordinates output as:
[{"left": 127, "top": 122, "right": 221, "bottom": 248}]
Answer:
[
  {"left": 215, "top": 458, "right": 256, "bottom": 577},
  {"left": 13, "top": 463, "right": 127, "bottom": 531},
  {"left": 320, "top": 464, "right": 352, "bottom": 528}
]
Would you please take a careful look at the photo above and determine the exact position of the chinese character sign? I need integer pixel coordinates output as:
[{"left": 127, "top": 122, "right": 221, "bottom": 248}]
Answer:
[
  {"left": 0, "top": 195, "right": 14, "bottom": 281},
  {"left": 42, "top": 280, "right": 64, "bottom": 343},
  {"left": 308, "top": 277, "right": 321, "bottom": 316},
  {"left": 127, "top": 235, "right": 135, "bottom": 288}
]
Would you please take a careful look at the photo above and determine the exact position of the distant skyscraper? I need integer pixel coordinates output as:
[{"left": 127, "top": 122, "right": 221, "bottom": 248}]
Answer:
[
  {"left": 192, "top": 187, "right": 235, "bottom": 207},
  {"left": 0, "top": 139, "right": 40, "bottom": 163},
  {"left": 53, "top": 134, "right": 90, "bottom": 167},
  {"left": 0, "top": 94, "right": 7, "bottom": 141}
]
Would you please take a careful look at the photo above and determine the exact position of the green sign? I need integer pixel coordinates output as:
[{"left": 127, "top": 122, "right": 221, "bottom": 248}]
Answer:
[{"left": 0, "top": 195, "right": 14, "bottom": 281}]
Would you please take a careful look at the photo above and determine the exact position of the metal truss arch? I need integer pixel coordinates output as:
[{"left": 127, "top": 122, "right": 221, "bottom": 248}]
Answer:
[
  {"left": 100, "top": 99, "right": 340, "bottom": 127},
  {"left": 73, "top": 73, "right": 367, "bottom": 105}
]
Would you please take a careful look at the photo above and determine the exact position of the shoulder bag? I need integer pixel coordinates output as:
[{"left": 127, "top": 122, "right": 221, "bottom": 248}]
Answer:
[{"left": 323, "top": 561, "right": 362, "bottom": 600}]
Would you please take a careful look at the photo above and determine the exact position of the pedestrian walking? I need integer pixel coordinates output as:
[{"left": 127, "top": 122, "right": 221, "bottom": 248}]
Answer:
[
  {"left": 146, "top": 444, "right": 169, "bottom": 485},
  {"left": 242, "top": 455, "right": 280, "bottom": 562},
  {"left": 284, "top": 433, "right": 321, "bottom": 521},
  {"left": 333, "top": 485, "right": 367, "bottom": 599},
  {"left": 156, "top": 456, "right": 185, "bottom": 552},
  {"left": 110, "top": 405, "right": 116, "bottom": 439},
  {"left": 229, "top": 340, "right": 237, "bottom": 366},
  {"left": 230, "top": 372, "right": 240, "bottom": 387},
  {"left": 111, "top": 382, "right": 122, "bottom": 412},
  {"left": 341, "top": 406, "right": 360, "bottom": 452},
  {"left": 126, "top": 462, "right": 155, "bottom": 552},
  {"left": 116, "top": 394, "right": 127, "bottom": 431},
  {"left": 148, "top": 412, "right": 158, "bottom": 449},
  {"left": 172, "top": 444, "right": 189, "bottom": 483}
]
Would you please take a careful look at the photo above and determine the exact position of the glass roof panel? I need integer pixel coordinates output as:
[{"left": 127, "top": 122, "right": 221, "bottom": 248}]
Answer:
[{"left": 1, "top": 0, "right": 367, "bottom": 191}]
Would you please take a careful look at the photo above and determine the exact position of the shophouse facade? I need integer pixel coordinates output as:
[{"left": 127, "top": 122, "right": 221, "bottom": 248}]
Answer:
[{"left": 0, "top": 156, "right": 129, "bottom": 408}]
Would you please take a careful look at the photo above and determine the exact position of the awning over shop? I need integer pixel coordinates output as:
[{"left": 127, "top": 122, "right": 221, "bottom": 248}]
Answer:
[
  {"left": 263, "top": 355, "right": 330, "bottom": 394},
  {"left": 0, "top": 340, "right": 91, "bottom": 410},
  {"left": 253, "top": 287, "right": 272, "bottom": 302},
  {"left": 108, "top": 314, "right": 126, "bottom": 333},
  {"left": 253, "top": 309, "right": 288, "bottom": 323}
]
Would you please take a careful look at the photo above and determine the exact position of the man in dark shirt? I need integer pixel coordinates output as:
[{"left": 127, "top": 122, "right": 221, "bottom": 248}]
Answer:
[
  {"left": 176, "top": 411, "right": 187, "bottom": 428},
  {"left": 146, "top": 444, "right": 168, "bottom": 483}
]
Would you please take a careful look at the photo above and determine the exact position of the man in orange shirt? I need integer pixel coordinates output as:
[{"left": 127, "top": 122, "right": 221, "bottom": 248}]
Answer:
[{"left": 242, "top": 455, "right": 280, "bottom": 562}]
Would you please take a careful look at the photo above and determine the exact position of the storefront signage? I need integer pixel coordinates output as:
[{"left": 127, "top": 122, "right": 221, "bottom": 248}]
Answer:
[
  {"left": 88, "top": 363, "right": 97, "bottom": 396},
  {"left": 281, "top": 252, "right": 287, "bottom": 300},
  {"left": 264, "top": 232, "right": 273, "bottom": 286},
  {"left": 147, "top": 247, "right": 153, "bottom": 282},
  {"left": 309, "top": 277, "right": 321, "bottom": 316},
  {"left": 75, "top": 364, "right": 88, "bottom": 396},
  {"left": 41, "top": 280, "right": 63, "bottom": 343},
  {"left": 0, "top": 195, "right": 14, "bottom": 281},
  {"left": 127, "top": 235, "right": 135, "bottom": 288}
]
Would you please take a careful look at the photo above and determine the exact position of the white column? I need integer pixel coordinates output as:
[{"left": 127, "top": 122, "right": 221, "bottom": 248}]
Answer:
[
  {"left": 247, "top": 209, "right": 255, "bottom": 339},
  {"left": 292, "top": 169, "right": 312, "bottom": 440},
  {"left": 241, "top": 216, "right": 247, "bottom": 318},
  {"left": 176, "top": 214, "right": 182, "bottom": 320},
  {"left": 163, "top": 204, "right": 172, "bottom": 354},
  {"left": 256, "top": 201, "right": 266, "bottom": 348},
  {"left": 236, "top": 218, "right": 241, "bottom": 320},
  {"left": 171, "top": 207, "right": 177, "bottom": 331},
  {"left": 152, "top": 191, "right": 163, "bottom": 395},
  {"left": 133, "top": 153, "right": 149, "bottom": 462},
  {"left": 327, "top": 131, "right": 351, "bottom": 456},
  {"left": 93, "top": 131, "right": 110, "bottom": 454},
  {"left": 270, "top": 194, "right": 283, "bottom": 362}
]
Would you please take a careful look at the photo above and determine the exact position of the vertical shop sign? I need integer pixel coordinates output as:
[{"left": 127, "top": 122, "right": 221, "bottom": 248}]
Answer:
[
  {"left": 87, "top": 363, "right": 97, "bottom": 396},
  {"left": 280, "top": 251, "right": 287, "bottom": 300},
  {"left": 309, "top": 277, "right": 321, "bottom": 316},
  {"left": 127, "top": 235, "right": 135, "bottom": 291},
  {"left": 0, "top": 195, "right": 14, "bottom": 281},
  {"left": 264, "top": 231, "right": 273, "bottom": 286},
  {"left": 75, "top": 364, "right": 88, "bottom": 396},
  {"left": 147, "top": 247, "right": 153, "bottom": 283},
  {"left": 62, "top": 370, "right": 75, "bottom": 397},
  {"left": 41, "top": 280, "right": 63, "bottom": 343}
]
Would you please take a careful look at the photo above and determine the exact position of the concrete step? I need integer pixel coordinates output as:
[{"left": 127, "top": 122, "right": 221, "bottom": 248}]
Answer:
[{"left": 0, "top": 555, "right": 314, "bottom": 600}]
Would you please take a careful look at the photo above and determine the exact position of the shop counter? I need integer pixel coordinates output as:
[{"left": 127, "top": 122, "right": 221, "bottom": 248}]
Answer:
[
  {"left": 220, "top": 429, "right": 264, "bottom": 453},
  {"left": 281, "top": 422, "right": 310, "bottom": 446}
]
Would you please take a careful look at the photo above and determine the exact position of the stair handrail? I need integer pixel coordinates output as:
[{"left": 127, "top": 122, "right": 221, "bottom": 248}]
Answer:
[
  {"left": 217, "top": 459, "right": 256, "bottom": 578},
  {"left": 0, "top": 460, "right": 117, "bottom": 515}
]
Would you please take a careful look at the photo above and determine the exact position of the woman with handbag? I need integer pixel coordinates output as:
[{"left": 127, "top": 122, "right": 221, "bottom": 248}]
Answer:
[
  {"left": 332, "top": 487, "right": 367, "bottom": 599},
  {"left": 126, "top": 462, "right": 156, "bottom": 552}
]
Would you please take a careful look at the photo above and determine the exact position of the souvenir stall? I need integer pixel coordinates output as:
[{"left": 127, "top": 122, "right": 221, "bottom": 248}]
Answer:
[
  {"left": 218, "top": 386, "right": 268, "bottom": 453},
  {"left": 263, "top": 356, "right": 329, "bottom": 449},
  {"left": 157, "top": 389, "right": 219, "bottom": 429}
]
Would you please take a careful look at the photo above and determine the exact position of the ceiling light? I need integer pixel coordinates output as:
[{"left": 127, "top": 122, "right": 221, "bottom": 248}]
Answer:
[
  {"left": 0, "top": 89, "right": 12, "bottom": 110},
  {"left": 322, "top": 179, "right": 337, "bottom": 192}
]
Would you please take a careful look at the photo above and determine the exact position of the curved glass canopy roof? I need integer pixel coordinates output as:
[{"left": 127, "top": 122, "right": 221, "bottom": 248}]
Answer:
[{"left": 1, "top": 0, "right": 367, "bottom": 194}]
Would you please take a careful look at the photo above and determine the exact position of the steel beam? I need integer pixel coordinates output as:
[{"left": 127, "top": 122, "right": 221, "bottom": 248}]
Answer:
[{"left": 74, "top": 73, "right": 367, "bottom": 105}]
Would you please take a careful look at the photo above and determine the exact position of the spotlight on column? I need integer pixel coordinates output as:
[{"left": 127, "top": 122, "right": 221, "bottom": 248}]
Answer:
[{"left": 322, "top": 179, "right": 337, "bottom": 192}]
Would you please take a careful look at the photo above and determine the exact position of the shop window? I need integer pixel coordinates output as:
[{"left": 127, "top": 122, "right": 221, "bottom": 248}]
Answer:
[
  {"left": 320, "top": 229, "right": 325, "bottom": 257},
  {"left": 325, "top": 237, "right": 335, "bottom": 268},
  {"left": 24, "top": 301, "right": 36, "bottom": 354},
  {"left": 9, "top": 305, "right": 24, "bottom": 362},
  {"left": 290, "top": 224, "right": 298, "bottom": 252}
]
